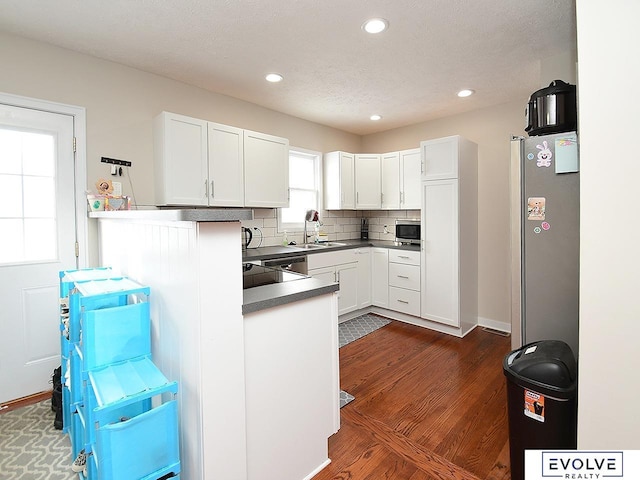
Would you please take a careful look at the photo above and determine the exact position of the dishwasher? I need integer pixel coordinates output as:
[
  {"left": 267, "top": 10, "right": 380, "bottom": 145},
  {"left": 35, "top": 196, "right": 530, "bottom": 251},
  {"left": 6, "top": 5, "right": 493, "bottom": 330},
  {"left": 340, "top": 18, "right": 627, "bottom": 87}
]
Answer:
[{"left": 259, "top": 255, "right": 308, "bottom": 275}]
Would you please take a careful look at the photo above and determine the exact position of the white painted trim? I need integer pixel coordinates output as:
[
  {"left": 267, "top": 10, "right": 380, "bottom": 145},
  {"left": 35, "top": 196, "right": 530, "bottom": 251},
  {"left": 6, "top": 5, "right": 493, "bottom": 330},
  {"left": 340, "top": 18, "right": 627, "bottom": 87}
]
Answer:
[
  {"left": 303, "top": 459, "right": 332, "bottom": 480},
  {"left": 477, "top": 316, "right": 511, "bottom": 333},
  {"left": 340, "top": 305, "right": 504, "bottom": 339},
  {"left": 0, "top": 91, "right": 88, "bottom": 268}
]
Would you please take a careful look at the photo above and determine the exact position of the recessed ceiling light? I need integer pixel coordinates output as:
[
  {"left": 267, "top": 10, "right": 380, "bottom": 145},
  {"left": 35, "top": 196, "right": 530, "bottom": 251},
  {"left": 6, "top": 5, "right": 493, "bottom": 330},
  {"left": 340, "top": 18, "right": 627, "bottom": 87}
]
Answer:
[
  {"left": 265, "top": 73, "right": 284, "bottom": 83},
  {"left": 457, "top": 89, "right": 475, "bottom": 98},
  {"left": 362, "top": 18, "right": 388, "bottom": 34},
  {"left": 370, "top": 114, "right": 382, "bottom": 121}
]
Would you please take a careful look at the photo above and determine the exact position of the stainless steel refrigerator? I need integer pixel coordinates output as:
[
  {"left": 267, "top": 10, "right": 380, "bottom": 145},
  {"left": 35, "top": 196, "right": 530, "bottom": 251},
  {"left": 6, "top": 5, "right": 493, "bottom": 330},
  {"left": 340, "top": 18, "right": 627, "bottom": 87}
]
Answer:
[{"left": 510, "top": 131, "right": 579, "bottom": 357}]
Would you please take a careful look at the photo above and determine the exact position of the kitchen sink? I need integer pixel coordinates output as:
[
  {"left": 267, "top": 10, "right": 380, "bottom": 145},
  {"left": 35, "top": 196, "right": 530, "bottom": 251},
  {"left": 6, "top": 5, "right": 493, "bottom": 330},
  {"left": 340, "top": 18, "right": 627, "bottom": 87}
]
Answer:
[{"left": 288, "top": 242, "right": 347, "bottom": 250}]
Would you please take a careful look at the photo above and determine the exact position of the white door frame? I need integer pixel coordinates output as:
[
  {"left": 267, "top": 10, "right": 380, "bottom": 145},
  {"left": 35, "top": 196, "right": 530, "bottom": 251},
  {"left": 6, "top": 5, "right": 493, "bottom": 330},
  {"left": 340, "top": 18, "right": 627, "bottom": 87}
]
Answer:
[{"left": 0, "top": 91, "right": 88, "bottom": 267}]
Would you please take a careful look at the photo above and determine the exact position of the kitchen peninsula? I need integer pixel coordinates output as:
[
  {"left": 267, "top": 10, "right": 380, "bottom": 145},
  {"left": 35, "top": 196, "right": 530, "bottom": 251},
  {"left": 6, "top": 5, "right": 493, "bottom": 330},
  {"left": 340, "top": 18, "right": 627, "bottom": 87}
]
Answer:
[{"left": 90, "top": 209, "right": 340, "bottom": 480}]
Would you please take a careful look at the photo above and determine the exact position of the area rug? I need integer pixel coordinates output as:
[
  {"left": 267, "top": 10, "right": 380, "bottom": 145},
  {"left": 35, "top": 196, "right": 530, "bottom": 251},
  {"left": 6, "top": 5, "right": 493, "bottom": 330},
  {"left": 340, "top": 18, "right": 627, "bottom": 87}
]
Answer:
[
  {"left": 339, "top": 313, "right": 391, "bottom": 348},
  {"left": 0, "top": 401, "right": 75, "bottom": 480}
]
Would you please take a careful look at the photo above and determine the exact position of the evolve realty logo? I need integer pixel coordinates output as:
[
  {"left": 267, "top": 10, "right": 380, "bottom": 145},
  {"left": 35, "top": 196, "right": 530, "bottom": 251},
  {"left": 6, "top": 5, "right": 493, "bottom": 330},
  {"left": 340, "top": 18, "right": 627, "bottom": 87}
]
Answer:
[{"left": 541, "top": 451, "right": 623, "bottom": 479}]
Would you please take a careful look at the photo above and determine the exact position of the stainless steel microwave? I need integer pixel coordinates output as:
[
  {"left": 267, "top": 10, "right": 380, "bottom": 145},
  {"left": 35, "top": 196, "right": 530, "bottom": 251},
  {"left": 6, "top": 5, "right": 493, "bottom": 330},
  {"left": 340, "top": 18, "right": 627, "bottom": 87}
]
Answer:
[{"left": 395, "top": 219, "right": 420, "bottom": 245}]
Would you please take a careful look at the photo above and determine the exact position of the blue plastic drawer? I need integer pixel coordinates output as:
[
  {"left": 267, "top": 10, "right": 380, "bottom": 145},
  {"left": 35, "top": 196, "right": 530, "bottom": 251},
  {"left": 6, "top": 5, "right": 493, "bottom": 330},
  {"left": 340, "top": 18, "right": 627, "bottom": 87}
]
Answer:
[
  {"left": 95, "top": 400, "right": 180, "bottom": 480},
  {"left": 83, "top": 302, "right": 151, "bottom": 370}
]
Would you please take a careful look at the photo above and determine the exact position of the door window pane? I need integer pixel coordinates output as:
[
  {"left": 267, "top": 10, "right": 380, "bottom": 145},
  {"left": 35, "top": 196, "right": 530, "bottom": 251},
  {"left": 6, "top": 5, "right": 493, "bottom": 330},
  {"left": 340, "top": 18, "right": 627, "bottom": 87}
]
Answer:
[
  {"left": 0, "top": 219, "right": 24, "bottom": 263},
  {"left": 22, "top": 132, "right": 55, "bottom": 176},
  {"left": 0, "top": 174, "right": 22, "bottom": 217},
  {"left": 24, "top": 219, "right": 56, "bottom": 261},
  {"left": 24, "top": 176, "right": 55, "bottom": 218},
  {"left": 0, "top": 130, "right": 22, "bottom": 174},
  {"left": 0, "top": 128, "right": 57, "bottom": 264}
]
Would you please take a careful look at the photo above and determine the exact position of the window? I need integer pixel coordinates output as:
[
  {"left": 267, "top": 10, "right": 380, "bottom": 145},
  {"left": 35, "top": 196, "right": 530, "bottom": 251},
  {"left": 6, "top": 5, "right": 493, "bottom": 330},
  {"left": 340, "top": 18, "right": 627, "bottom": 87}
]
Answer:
[
  {"left": 279, "top": 148, "right": 321, "bottom": 232},
  {"left": 0, "top": 128, "right": 57, "bottom": 264}
]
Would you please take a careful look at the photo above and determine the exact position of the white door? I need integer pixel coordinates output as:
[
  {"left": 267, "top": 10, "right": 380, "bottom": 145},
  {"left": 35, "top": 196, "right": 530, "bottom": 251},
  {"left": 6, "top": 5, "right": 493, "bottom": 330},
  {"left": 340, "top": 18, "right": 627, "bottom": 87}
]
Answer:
[
  {"left": 381, "top": 152, "right": 400, "bottom": 210},
  {"left": 400, "top": 148, "right": 421, "bottom": 209},
  {"left": 0, "top": 104, "right": 77, "bottom": 403},
  {"left": 243, "top": 130, "right": 289, "bottom": 208},
  {"left": 421, "top": 179, "right": 460, "bottom": 327},
  {"left": 420, "top": 136, "right": 459, "bottom": 181},
  {"left": 355, "top": 154, "right": 381, "bottom": 209},
  {"left": 339, "top": 152, "right": 355, "bottom": 210},
  {"left": 336, "top": 263, "right": 358, "bottom": 315},
  {"left": 208, "top": 122, "right": 244, "bottom": 207},
  {"left": 371, "top": 248, "right": 389, "bottom": 308}
]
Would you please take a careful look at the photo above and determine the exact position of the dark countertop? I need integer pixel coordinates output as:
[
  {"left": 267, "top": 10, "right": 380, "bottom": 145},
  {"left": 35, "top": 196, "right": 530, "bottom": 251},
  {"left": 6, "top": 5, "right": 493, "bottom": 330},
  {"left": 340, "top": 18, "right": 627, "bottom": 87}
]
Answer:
[
  {"left": 242, "top": 239, "right": 419, "bottom": 262},
  {"left": 241, "top": 240, "right": 419, "bottom": 314},
  {"left": 243, "top": 276, "right": 339, "bottom": 315},
  {"left": 89, "top": 208, "right": 253, "bottom": 222}
]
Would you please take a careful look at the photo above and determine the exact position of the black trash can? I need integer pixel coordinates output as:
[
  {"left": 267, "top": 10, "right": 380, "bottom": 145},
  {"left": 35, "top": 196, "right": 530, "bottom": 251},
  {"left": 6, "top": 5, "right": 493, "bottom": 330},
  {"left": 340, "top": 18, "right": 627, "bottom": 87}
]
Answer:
[{"left": 503, "top": 340, "right": 577, "bottom": 480}]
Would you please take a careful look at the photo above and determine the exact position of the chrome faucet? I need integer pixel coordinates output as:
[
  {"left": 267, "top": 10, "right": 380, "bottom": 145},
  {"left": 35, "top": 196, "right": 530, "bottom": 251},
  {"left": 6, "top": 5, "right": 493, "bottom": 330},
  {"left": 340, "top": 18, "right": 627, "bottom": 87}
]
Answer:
[{"left": 304, "top": 209, "right": 319, "bottom": 245}]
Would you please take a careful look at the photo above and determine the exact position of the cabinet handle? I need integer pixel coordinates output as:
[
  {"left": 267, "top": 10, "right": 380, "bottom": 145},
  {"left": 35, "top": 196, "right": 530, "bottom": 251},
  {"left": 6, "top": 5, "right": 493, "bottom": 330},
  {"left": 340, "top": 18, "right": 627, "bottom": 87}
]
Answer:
[
  {"left": 399, "top": 255, "right": 410, "bottom": 259},
  {"left": 400, "top": 192, "right": 404, "bottom": 204},
  {"left": 204, "top": 179, "right": 208, "bottom": 198},
  {"left": 356, "top": 192, "right": 359, "bottom": 204},
  {"left": 381, "top": 192, "right": 384, "bottom": 205},
  {"left": 397, "top": 299, "right": 409, "bottom": 304},
  {"left": 397, "top": 275, "right": 409, "bottom": 279},
  {"left": 211, "top": 180, "right": 214, "bottom": 198}
]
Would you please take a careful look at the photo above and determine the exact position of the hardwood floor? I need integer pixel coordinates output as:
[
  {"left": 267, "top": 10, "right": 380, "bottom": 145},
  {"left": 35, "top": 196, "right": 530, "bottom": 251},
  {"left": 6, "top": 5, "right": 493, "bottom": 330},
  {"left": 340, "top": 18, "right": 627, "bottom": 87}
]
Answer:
[{"left": 314, "top": 320, "right": 512, "bottom": 480}]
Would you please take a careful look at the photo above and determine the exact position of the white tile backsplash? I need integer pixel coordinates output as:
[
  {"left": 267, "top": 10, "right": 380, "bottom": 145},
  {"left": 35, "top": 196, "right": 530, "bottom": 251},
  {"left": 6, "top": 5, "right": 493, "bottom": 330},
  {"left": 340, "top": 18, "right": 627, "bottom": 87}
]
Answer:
[{"left": 241, "top": 208, "right": 421, "bottom": 246}]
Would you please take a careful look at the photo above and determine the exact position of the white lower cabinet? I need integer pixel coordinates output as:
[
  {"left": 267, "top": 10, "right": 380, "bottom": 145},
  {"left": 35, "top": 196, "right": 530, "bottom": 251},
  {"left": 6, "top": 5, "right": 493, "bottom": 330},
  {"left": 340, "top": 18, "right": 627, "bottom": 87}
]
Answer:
[
  {"left": 308, "top": 250, "right": 359, "bottom": 316},
  {"left": 389, "top": 286, "right": 421, "bottom": 317},
  {"left": 371, "top": 248, "right": 389, "bottom": 308},
  {"left": 388, "top": 249, "right": 421, "bottom": 316},
  {"left": 307, "top": 246, "right": 423, "bottom": 319},
  {"left": 355, "top": 247, "right": 371, "bottom": 309}
]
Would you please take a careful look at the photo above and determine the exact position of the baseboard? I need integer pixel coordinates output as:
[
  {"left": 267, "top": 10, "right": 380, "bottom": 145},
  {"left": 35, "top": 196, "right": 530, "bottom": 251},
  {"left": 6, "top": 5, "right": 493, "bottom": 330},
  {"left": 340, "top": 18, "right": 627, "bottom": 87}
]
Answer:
[
  {"left": 303, "top": 458, "right": 332, "bottom": 480},
  {"left": 477, "top": 316, "right": 511, "bottom": 333},
  {"left": 339, "top": 308, "right": 511, "bottom": 338}
]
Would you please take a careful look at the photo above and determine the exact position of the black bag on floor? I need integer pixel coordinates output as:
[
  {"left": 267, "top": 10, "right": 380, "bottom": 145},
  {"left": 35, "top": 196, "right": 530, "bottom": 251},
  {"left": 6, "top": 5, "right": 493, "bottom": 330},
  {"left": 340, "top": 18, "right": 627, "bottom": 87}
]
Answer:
[{"left": 51, "top": 366, "right": 63, "bottom": 430}]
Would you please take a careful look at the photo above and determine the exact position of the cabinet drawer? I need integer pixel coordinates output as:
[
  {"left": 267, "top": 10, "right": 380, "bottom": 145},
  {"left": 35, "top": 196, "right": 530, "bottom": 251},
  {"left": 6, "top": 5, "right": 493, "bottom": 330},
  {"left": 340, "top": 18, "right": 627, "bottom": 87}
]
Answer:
[
  {"left": 388, "top": 263, "right": 420, "bottom": 291},
  {"left": 388, "top": 249, "right": 420, "bottom": 266},
  {"left": 389, "top": 286, "right": 421, "bottom": 317},
  {"left": 307, "top": 249, "right": 357, "bottom": 270}
]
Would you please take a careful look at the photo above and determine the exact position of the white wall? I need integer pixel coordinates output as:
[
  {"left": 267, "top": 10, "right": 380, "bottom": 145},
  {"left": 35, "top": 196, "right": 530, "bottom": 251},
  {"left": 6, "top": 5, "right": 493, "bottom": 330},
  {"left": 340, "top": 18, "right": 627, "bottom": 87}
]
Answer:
[
  {"left": 0, "top": 32, "right": 362, "bottom": 208},
  {"left": 0, "top": 32, "right": 362, "bottom": 265},
  {"left": 576, "top": 0, "right": 640, "bottom": 448}
]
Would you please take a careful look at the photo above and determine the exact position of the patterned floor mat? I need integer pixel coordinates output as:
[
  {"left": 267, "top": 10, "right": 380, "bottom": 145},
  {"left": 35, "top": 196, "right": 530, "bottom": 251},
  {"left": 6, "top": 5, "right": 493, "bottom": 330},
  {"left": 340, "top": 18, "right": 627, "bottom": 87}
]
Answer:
[
  {"left": 339, "top": 313, "right": 392, "bottom": 348},
  {"left": 0, "top": 401, "right": 75, "bottom": 480}
]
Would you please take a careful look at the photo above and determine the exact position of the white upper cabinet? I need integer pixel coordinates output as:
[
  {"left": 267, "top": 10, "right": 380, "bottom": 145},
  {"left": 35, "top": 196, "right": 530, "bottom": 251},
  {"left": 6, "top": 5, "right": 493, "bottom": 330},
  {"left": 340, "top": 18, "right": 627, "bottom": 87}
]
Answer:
[
  {"left": 154, "top": 112, "right": 289, "bottom": 208},
  {"left": 399, "top": 148, "right": 421, "bottom": 209},
  {"left": 324, "top": 151, "right": 355, "bottom": 210},
  {"left": 381, "top": 152, "right": 400, "bottom": 209},
  {"left": 243, "top": 129, "right": 289, "bottom": 208},
  {"left": 355, "top": 154, "right": 381, "bottom": 209},
  {"left": 208, "top": 122, "right": 244, "bottom": 207},
  {"left": 154, "top": 112, "right": 209, "bottom": 206},
  {"left": 421, "top": 135, "right": 461, "bottom": 180}
]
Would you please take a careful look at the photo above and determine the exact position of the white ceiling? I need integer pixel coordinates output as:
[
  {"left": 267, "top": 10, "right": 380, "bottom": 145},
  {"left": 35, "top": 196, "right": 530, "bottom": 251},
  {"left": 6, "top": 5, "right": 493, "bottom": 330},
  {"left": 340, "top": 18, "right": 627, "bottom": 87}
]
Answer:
[{"left": 0, "top": 0, "right": 576, "bottom": 135}]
